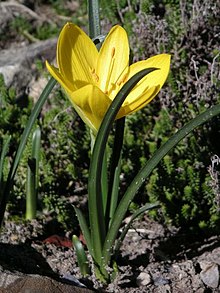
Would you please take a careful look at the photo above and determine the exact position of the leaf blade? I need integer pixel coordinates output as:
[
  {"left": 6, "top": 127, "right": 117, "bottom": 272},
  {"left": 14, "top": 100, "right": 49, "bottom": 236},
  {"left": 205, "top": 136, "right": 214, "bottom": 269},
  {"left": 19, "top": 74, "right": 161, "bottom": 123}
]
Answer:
[
  {"left": 88, "top": 68, "right": 157, "bottom": 267},
  {"left": 102, "top": 103, "right": 220, "bottom": 267}
]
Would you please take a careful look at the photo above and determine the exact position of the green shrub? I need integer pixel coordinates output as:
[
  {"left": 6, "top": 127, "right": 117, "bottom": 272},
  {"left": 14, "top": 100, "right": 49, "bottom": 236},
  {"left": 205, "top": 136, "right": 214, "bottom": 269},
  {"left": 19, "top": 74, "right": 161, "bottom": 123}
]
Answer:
[{"left": 0, "top": 74, "right": 32, "bottom": 153}]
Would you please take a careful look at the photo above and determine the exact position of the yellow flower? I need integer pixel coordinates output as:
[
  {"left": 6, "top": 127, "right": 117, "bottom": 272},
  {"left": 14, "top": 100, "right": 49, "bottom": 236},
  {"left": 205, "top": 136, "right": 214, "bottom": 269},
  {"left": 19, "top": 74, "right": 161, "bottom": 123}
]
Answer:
[{"left": 46, "top": 23, "right": 170, "bottom": 133}]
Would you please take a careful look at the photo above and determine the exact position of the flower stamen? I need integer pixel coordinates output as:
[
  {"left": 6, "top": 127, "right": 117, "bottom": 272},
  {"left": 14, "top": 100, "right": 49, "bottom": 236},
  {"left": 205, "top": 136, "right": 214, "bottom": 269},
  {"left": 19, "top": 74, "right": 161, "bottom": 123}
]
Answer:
[
  {"left": 111, "top": 47, "right": 115, "bottom": 58},
  {"left": 90, "top": 68, "right": 99, "bottom": 83},
  {"left": 117, "top": 72, "right": 128, "bottom": 86}
]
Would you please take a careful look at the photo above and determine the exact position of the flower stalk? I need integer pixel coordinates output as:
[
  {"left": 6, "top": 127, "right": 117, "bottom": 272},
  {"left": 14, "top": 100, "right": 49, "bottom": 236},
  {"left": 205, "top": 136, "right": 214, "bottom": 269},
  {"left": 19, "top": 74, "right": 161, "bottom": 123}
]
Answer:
[{"left": 87, "top": 0, "right": 101, "bottom": 38}]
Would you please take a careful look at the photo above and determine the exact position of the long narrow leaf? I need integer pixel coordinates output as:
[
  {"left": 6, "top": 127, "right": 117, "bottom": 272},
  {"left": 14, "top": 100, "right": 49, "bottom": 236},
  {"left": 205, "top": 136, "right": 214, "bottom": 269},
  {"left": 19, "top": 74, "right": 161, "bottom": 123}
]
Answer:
[
  {"left": 102, "top": 102, "right": 220, "bottom": 267},
  {"left": 0, "top": 77, "right": 56, "bottom": 226},
  {"left": 109, "top": 164, "right": 121, "bottom": 226},
  {"left": 10, "top": 78, "right": 56, "bottom": 180},
  {"left": 73, "top": 206, "right": 93, "bottom": 258},
  {"left": 106, "top": 117, "right": 125, "bottom": 228},
  {"left": 72, "top": 235, "right": 90, "bottom": 276},
  {"left": 101, "top": 151, "right": 108, "bottom": 216},
  {"left": 114, "top": 202, "right": 160, "bottom": 256},
  {"left": 88, "top": 68, "right": 157, "bottom": 268},
  {"left": 108, "top": 118, "right": 125, "bottom": 193},
  {"left": 26, "top": 127, "right": 41, "bottom": 220},
  {"left": 32, "top": 126, "right": 41, "bottom": 190}
]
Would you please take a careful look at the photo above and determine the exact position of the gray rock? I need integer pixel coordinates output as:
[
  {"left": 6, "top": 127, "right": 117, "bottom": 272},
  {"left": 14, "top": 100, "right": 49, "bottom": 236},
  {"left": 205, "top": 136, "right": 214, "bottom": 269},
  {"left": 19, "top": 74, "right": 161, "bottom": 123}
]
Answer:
[
  {"left": 0, "top": 38, "right": 57, "bottom": 92},
  {"left": 153, "top": 276, "right": 170, "bottom": 286},
  {"left": 136, "top": 271, "right": 151, "bottom": 286},
  {"left": 199, "top": 261, "right": 219, "bottom": 289}
]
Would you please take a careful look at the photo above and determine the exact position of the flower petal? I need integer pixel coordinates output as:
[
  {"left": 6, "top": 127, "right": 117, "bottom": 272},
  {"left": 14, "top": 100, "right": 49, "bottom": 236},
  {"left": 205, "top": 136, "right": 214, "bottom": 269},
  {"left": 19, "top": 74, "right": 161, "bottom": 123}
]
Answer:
[
  {"left": 117, "top": 86, "right": 159, "bottom": 119},
  {"left": 65, "top": 85, "right": 112, "bottom": 132},
  {"left": 45, "top": 61, "right": 76, "bottom": 91},
  {"left": 124, "top": 54, "right": 171, "bottom": 104},
  {"left": 97, "top": 25, "right": 129, "bottom": 94},
  {"left": 57, "top": 23, "right": 99, "bottom": 87}
]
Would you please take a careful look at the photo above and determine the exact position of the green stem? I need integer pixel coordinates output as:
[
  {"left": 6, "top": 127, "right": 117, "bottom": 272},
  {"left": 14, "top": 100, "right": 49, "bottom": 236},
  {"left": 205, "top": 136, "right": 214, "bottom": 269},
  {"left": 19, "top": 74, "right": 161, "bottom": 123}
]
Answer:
[{"left": 87, "top": 0, "right": 101, "bottom": 38}]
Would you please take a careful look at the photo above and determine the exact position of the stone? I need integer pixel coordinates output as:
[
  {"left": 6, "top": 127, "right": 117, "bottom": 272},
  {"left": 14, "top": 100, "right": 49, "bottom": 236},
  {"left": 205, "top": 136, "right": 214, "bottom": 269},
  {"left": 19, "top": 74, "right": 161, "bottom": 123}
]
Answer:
[
  {"left": 0, "top": 38, "right": 57, "bottom": 92},
  {"left": 136, "top": 272, "right": 151, "bottom": 286},
  {"left": 153, "top": 276, "right": 170, "bottom": 286},
  {"left": 199, "top": 261, "right": 219, "bottom": 289}
]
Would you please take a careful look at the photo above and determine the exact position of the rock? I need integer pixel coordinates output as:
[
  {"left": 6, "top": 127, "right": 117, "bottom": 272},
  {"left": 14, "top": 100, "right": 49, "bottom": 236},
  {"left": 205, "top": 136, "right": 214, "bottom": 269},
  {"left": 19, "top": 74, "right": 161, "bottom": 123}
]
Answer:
[
  {"left": 136, "top": 271, "right": 151, "bottom": 286},
  {"left": 0, "top": 38, "right": 57, "bottom": 94},
  {"left": 199, "top": 261, "right": 219, "bottom": 289},
  {"left": 0, "top": 272, "right": 93, "bottom": 293},
  {"left": 153, "top": 276, "right": 170, "bottom": 286}
]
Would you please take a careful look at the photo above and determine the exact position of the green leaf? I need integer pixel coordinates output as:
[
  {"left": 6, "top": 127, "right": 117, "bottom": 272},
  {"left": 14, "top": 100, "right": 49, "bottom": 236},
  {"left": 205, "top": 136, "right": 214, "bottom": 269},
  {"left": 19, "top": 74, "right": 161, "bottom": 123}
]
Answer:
[
  {"left": 88, "top": 68, "right": 157, "bottom": 269},
  {"left": 73, "top": 206, "right": 93, "bottom": 258},
  {"left": 114, "top": 202, "right": 160, "bottom": 256},
  {"left": 26, "top": 126, "right": 41, "bottom": 220},
  {"left": 32, "top": 126, "right": 41, "bottom": 192},
  {"left": 109, "top": 164, "right": 121, "bottom": 227},
  {"left": 101, "top": 151, "right": 108, "bottom": 216},
  {"left": 102, "top": 102, "right": 220, "bottom": 267},
  {"left": 0, "top": 77, "right": 56, "bottom": 226},
  {"left": 10, "top": 78, "right": 55, "bottom": 180},
  {"left": 107, "top": 117, "right": 125, "bottom": 227},
  {"left": 72, "top": 235, "right": 90, "bottom": 276}
]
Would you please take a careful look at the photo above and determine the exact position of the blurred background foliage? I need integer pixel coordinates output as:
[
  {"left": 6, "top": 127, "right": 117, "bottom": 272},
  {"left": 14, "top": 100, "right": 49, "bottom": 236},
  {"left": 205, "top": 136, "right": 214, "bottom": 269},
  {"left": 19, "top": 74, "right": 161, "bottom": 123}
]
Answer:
[{"left": 0, "top": 0, "right": 220, "bottom": 232}]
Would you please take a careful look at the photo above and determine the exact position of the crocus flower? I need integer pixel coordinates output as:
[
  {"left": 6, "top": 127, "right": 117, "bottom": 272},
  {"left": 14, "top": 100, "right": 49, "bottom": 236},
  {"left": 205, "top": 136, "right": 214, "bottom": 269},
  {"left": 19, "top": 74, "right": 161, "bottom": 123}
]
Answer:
[{"left": 46, "top": 23, "right": 170, "bottom": 133}]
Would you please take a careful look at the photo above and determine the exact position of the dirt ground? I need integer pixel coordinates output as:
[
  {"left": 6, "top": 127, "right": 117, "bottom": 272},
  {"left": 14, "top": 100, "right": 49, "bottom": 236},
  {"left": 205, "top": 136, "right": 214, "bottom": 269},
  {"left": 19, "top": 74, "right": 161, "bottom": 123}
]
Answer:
[{"left": 0, "top": 215, "right": 220, "bottom": 292}]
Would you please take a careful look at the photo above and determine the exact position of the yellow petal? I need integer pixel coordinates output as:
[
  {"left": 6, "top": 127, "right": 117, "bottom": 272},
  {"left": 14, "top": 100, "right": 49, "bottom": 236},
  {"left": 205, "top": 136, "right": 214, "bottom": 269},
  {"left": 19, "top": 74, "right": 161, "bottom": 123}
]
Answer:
[
  {"left": 45, "top": 61, "right": 76, "bottom": 91},
  {"left": 97, "top": 25, "right": 129, "bottom": 94},
  {"left": 117, "top": 86, "right": 159, "bottom": 119},
  {"left": 57, "top": 23, "right": 99, "bottom": 87},
  {"left": 66, "top": 84, "right": 112, "bottom": 132},
  {"left": 124, "top": 54, "right": 171, "bottom": 104}
]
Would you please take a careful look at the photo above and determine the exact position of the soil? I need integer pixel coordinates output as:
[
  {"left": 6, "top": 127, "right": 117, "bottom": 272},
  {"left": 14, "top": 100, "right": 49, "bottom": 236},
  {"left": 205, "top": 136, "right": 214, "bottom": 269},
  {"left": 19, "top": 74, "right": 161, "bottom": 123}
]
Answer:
[{"left": 1, "top": 215, "right": 220, "bottom": 292}]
